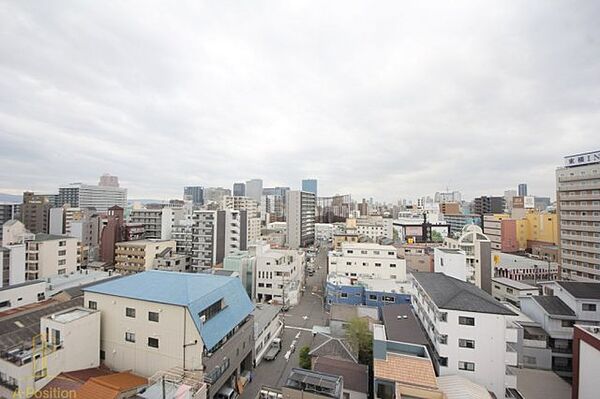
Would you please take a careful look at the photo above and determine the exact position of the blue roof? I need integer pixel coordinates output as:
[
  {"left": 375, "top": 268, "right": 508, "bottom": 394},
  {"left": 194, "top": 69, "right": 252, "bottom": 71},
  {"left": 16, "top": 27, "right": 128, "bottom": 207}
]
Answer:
[{"left": 83, "top": 270, "right": 254, "bottom": 350}]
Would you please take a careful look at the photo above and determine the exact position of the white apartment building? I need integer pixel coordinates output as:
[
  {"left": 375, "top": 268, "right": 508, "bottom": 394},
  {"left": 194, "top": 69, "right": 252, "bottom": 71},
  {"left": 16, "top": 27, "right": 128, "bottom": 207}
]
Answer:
[
  {"left": 328, "top": 243, "right": 406, "bottom": 281},
  {"left": 83, "top": 271, "right": 255, "bottom": 399},
  {"left": 114, "top": 239, "right": 176, "bottom": 274},
  {"left": 491, "top": 278, "right": 539, "bottom": 307},
  {"left": 25, "top": 234, "right": 79, "bottom": 281},
  {"left": 349, "top": 216, "right": 393, "bottom": 241},
  {"left": 556, "top": 151, "right": 600, "bottom": 281},
  {"left": 0, "top": 307, "right": 100, "bottom": 398},
  {"left": 434, "top": 247, "right": 467, "bottom": 281},
  {"left": 223, "top": 196, "right": 259, "bottom": 217},
  {"left": 254, "top": 244, "right": 305, "bottom": 306},
  {"left": 0, "top": 244, "right": 25, "bottom": 288},
  {"left": 314, "top": 223, "right": 334, "bottom": 242},
  {"left": 58, "top": 183, "right": 127, "bottom": 212},
  {"left": 443, "top": 225, "right": 493, "bottom": 294},
  {"left": 286, "top": 191, "right": 316, "bottom": 249},
  {"left": 253, "top": 304, "right": 283, "bottom": 365},
  {"left": 410, "top": 272, "right": 519, "bottom": 399},
  {"left": 191, "top": 210, "right": 248, "bottom": 269}
]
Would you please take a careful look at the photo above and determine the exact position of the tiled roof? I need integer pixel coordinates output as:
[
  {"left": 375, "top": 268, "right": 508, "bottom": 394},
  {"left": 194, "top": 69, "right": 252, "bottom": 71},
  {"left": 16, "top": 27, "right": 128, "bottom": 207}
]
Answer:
[
  {"left": 557, "top": 281, "right": 600, "bottom": 300},
  {"left": 313, "top": 356, "right": 369, "bottom": 394},
  {"left": 76, "top": 372, "right": 147, "bottom": 399},
  {"left": 532, "top": 296, "right": 576, "bottom": 317},
  {"left": 83, "top": 270, "right": 254, "bottom": 350},
  {"left": 374, "top": 353, "right": 438, "bottom": 390},
  {"left": 411, "top": 272, "right": 516, "bottom": 315}
]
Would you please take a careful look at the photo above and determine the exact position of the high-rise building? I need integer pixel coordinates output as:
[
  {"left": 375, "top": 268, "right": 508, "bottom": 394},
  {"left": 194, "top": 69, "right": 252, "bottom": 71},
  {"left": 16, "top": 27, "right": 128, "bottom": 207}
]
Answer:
[
  {"left": 473, "top": 196, "right": 505, "bottom": 215},
  {"left": 233, "top": 183, "right": 246, "bottom": 197},
  {"left": 556, "top": 150, "right": 600, "bottom": 281},
  {"left": 222, "top": 196, "right": 261, "bottom": 244},
  {"left": 286, "top": 190, "right": 316, "bottom": 249},
  {"left": 183, "top": 186, "right": 204, "bottom": 205},
  {"left": 0, "top": 203, "right": 20, "bottom": 243},
  {"left": 58, "top": 180, "right": 127, "bottom": 212},
  {"left": 316, "top": 194, "right": 352, "bottom": 223},
  {"left": 98, "top": 173, "right": 120, "bottom": 187},
  {"left": 20, "top": 192, "right": 52, "bottom": 234},
  {"left": 301, "top": 179, "right": 317, "bottom": 196},
  {"left": 518, "top": 183, "right": 528, "bottom": 197},
  {"left": 504, "top": 189, "right": 517, "bottom": 212},
  {"left": 434, "top": 191, "right": 462, "bottom": 203},
  {"left": 245, "top": 179, "right": 263, "bottom": 203},
  {"left": 203, "top": 187, "right": 231, "bottom": 203}
]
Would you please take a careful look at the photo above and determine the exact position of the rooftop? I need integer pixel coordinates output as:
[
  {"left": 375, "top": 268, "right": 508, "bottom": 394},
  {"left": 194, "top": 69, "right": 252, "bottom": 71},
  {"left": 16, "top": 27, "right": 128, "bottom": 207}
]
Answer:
[
  {"left": 513, "top": 368, "right": 571, "bottom": 399},
  {"left": 532, "top": 296, "right": 576, "bottom": 317},
  {"left": 312, "top": 356, "right": 368, "bottom": 394},
  {"left": 381, "top": 304, "right": 428, "bottom": 347},
  {"left": 309, "top": 335, "right": 358, "bottom": 363},
  {"left": 30, "top": 233, "right": 75, "bottom": 242},
  {"left": 492, "top": 277, "right": 539, "bottom": 291},
  {"left": 77, "top": 372, "right": 147, "bottom": 399},
  {"left": 253, "top": 304, "right": 281, "bottom": 339},
  {"left": 44, "top": 307, "right": 95, "bottom": 323},
  {"left": 0, "top": 279, "right": 44, "bottom": 292},
  {"left": 436, "top": 375, "right": 492, "bottom": 399},
  {"left": 285, "top": 368, "right": 343, "bottom": 399},
  {"left": 374, "top": 351, "right": 438, "bottom": 391},
  {"left": 557, "top": 281, "right": 600, "bottom": 300},
  {"left": 435, "top": 248, "right": 465, "bottom": 254},
  {"left": 341, "top": 242, "right": 396, "bottom": 250},
  {"left": 83, "top": 271, "right": 254, "bottom": 350},
  {"left": 411, "top": 272, "right": 516, "bottom": 316},
  {"left": 330, "top": 303, "right": 379, "bottom": 323},
  {"left": 115, "top": 239, "right": 174, "bottom": 246}
]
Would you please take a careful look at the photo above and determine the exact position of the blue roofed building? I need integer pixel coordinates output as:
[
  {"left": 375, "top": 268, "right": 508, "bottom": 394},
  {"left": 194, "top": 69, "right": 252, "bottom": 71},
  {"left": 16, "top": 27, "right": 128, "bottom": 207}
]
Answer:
[{"left": 83, "top": 270, "right": 254, "bottom": 399}]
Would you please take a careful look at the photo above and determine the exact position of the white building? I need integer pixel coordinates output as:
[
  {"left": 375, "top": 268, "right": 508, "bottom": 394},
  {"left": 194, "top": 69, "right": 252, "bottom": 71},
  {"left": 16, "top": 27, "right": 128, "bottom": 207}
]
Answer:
[
  {"left": 286, "top": 191, "right": 316, "bottom": 249},
  {"left": 573, "top": 324, "right": 600, "bottom": 399},
  {"left": 410, "top": 272, "right": 519, "bottom": 399},
  {"left": 328, "top": 243, "right": 406, "bottom": 281},
  {"left": 0, "top": 280, "right": 46, "bottom": 311},
  {"left": 58, "top": 182, "right": 127, "bottom": 212},
  {"left": 2, "top": 219, "right": 32, "bottom": 246},
  {"left": 254, "top": 244, "right": 305, "bottom": 306},
  {"left": 25, "top": 234, "right": 79, "bottom": 281},
  {"left": 314, "top": 223, "right": 334, "bottom": 242},
  {"left": 434, "top": 248, "right": 467, "bottom": 281},
  {"left": 83, "top": 271, "right": 255, "bottom": 399},
  {"left": 491, "top": 277, "right": 539, "bottom": 308},
  {"left": 222, "top": 196, "right": 261, "bottom": 244},
  {"left": 0, "top": 244, "right": 25, "bottom": 287},
  {"left": 493, "top": 251, "right": 560, "bottom": 282},
  {"left": 191, "top": 209, "right": 247, "bottom": 269},
  {"left": 349, "top": 216, "right": 393, "bottom": 241},
  {"left": 114, "top": 239, "right": 176, "bottom": 274},
  {"left": 253, "top": 304, "right": 283, "bottom": 366}
]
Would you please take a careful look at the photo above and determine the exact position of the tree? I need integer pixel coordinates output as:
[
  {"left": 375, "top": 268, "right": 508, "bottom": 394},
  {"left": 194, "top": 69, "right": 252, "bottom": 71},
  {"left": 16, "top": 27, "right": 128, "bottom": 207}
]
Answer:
[
  {"left": 345, "top": 317, "right": 373, "bottom": 365},
  {"left": 431, "top": 230, "right": 443, "bottom": 242},
  {"left": 299, "top": 346, "right": 311, "bottom": 369}
]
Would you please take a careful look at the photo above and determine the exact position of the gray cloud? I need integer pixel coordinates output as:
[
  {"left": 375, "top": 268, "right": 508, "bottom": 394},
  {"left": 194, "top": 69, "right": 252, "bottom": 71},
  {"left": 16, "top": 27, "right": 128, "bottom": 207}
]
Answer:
[{"left": 1, "top": 1, "right": 599, "bottom": 201}]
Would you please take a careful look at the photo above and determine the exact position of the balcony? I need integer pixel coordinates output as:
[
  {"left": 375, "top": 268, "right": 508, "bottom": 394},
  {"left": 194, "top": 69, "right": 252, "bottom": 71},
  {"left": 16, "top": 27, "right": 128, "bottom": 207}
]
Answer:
[
  {"left": 505, "top": 367, "right": 517, "bottom": 389},
  {"left": 560, "top": 193, "right": 600, "bottom": 201},
  {"left": 505, "top": 323, "right": 518, "bottom": 343},
  {"left": 561, "top": 224, "right": 599, "bottom": 233},
  {"left": 506, "top": 343, "right": 518, "bottom": 366},
  {"left": 560, "top": 214, "right": 600, "bottom": 222}
]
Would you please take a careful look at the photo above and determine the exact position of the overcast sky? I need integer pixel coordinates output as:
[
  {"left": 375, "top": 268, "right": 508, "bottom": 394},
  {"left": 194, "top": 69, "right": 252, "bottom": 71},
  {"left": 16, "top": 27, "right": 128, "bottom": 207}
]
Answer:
[{"left": 1, "top": 1, "right": 599, "bottom": 202}]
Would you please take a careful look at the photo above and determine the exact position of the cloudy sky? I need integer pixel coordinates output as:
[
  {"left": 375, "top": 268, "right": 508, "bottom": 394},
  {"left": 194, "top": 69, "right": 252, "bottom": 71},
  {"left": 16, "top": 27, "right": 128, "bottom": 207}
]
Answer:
[{"left": 1, "top": 1, "right": 599, "bottom": 202}]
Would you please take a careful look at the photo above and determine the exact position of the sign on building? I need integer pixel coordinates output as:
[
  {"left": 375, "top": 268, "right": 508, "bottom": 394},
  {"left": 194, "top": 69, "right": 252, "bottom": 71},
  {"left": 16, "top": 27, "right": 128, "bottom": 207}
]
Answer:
[
  {"left": 564, "top": 150, "right": 600, "bottom": 167},
  {"left": 524, "top": 196, "right": 535, "bottom": 209}
]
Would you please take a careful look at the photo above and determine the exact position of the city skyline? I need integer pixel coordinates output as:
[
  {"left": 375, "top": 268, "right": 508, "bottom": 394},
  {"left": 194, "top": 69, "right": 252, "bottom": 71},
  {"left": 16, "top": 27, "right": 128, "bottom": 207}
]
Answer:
[{"left": 1, "top": 2, "right": 599, "bottom": 201}]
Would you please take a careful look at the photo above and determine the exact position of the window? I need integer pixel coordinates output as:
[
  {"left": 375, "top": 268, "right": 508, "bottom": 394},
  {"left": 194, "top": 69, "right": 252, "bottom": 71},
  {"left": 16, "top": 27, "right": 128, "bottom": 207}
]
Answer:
[
  {"left": 148, "top": 311, "right": 159, "bottom": 322},
  {"left": 125, "top": 332, "right": 136, "bottom": 343},
  {"left": 126, "top": 307, "right": 136, "bottom": 318},
  {"left": 340, "top": 293, "right": 348, "bottom": 298},
  {"left": 459, "top": 339, "right": 475, "bottom": 349},
  {"left": 199, "top": 299, "right": 224, "bottom": 322},
  {"left": 375, "top": 263, "right": 381, "bottom": 267},
  {"left": 439, "top": 312, "right": 448, "bottom": 322},
  {"left": 583, "top": 303, "right": 597, "bottom": 311},
  {"left": 58, "top": 250, "right": 66, "bottom": 256},
  {"left": 148, "top": 337, "right": 159, "bottom": 348},
  {"left": 100, "top": 350, "right": 105, "bottom": 360},
  {"left": 459, "top": 316, "right": 475, "bottom": 326},
  {"left": 439, "top": 335, "right": 448, "bottom": 344},
  {"left": 58, "top": 259, "right": 66, "bottom": 266},
  {"left": 458, "top": 361, "right": 475, "bottom": 371},
  {"left": 369, "top": 294, "right": 377, "bottom": 300},
  {"left": 390, "top": 263, "right": 396, "bottom": 268},
  {"left": 37, "top": 292, "right": 45, "bottom": 301},
  {"left": 439, "top": 357, "right": 448, "bottom": 367},
  {"left": 88, "top": 301, "right": 97, "bottom": 310},
  {"left": 382, "top": 295, "right": 395, "bottom": 302},
  {"left": 562, "top": 320, "right": 575, "bottom": 327},
  {"left": 388, "top": 251, "right": 394, "bottom": 255}
]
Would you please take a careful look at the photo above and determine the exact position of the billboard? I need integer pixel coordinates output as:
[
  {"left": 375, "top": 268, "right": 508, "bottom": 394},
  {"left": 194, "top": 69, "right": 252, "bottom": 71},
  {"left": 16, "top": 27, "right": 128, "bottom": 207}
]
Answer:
[
  {"left": 512, "top": 196, "right": 524, "bottom": 209},
  {"left": 404, "top": 226, "right": 423, "bottom": 237},
  {"left": 564, "top": 150, "right": 600, "bottom": 167},
  {"left": 524, "top": 196, "right": 535, "bottom": 209}
]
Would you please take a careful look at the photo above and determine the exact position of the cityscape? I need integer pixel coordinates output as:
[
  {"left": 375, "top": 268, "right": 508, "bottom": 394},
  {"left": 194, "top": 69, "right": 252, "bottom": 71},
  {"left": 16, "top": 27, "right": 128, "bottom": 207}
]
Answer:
[{"left": 1, "top": 2, "right": 600, "bottom": 399}]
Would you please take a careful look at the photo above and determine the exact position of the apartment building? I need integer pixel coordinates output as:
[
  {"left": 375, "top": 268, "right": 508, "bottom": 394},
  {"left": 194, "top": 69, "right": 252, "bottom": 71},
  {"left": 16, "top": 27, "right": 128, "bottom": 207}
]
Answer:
[
  {"left": 572, "top": 324, "right": 600, "bottom": 399},
  {"left": 83, "top": 271, "right": 255, "bottom": 399},
  {"left": 286, "top": 190, "right": 316, "bottom": 249},
  {"left": 325, "top": 273, "right": 410, "bottom": 311},
  {"left": 347, "top": 216, "right": 393, "bottom": 241},
  {"left": 0, "top": 242, "right": 25, "bottom": 288},
  {"left": 191, "top": 209, "right": 247, "bottom": 269},
  {"left": 410, "top": 272, "right": 518, "bottom": 399},
  {"left": 556, "top": 150, "right": 600, "bottom": 281},
  {"left": 332, "top": 233, "right": 359, "bottom": 250},
  {"left": 483, "top": 212, "right": 559, "bottom": 252},
  {"left": 20, "top": 192, "right": 52, "bottom": 234},
  {"left": 0, "top": 203, "right": 20, "bottom": 243},
  {"left": 433, "top": 247, "right": 467, "bottom": 281},
  {"left": 253, "top": 304, "right": 283, "bottom": 366},
  {"left": 443, "top": 225, "right": 492, "bottom": 294},
  {"left": 222, "top": 196, "right": 261, "bottom": 243},
  {"left": 25, "top": 234, "right": 79, "bottom": 281},
  {"left": 520, "top": 281, "right": 600, "bottom": 377},
  {"left": 114, "top": 239, "right": 176, "bottom": 274},
  {"left": 492, "top": 277, "right": 539, "bottom": 307},
  {"left": 58, "top": 182, "right": 127, "bottom": 212},
  {"left": 473, "top": 196, "right": 506, "bottom": 215},
  {"left": 397, "top": 243, "right": 436, "bottom": 273},
  {"left": 130, "top": 209, "right": 163, "bottom": 238},
  {"left": 328, "top": 243, "right": 406, "bottom": 281},
  {"left": 254, "top": 244, "right": 304, "bottom": 306},
  {"left": 184, "top": 186, "right": 204, "bottom": 205}
]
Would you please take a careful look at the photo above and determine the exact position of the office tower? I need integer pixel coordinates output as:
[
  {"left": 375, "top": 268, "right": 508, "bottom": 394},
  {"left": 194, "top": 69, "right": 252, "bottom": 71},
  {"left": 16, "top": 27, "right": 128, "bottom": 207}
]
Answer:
[
  {"left": 0, "top": 203, "right": 20, "bottom": 243},
  {"left": 245, "top": 179, "right": 263, "bottom": 203},
  {"left": 203, "top": 187, "right": 231, "bottom": 203},
  {"left": 191, "top": 209, "right": 247, "bottom": 269},
  {"left": 98, "top": 173, "right": 120, "bottom": 187},
  {"left": 183, "top": 186, "right": 204, "bottom": 205},
  {"left": 286, "top": 190, "right": 316, "bottom": 249},
  {"left": 473, "top": 196, "right": 505, "bottom": 215},
  {"left": 233, "top": 183, "right": 246, "bottom": 197},
  {"left": 301, "top": 179, "right": 318, "bottom": 196},
  {"left": 21, "top": 192, "right": 52, "bottom": 234},
  {"left": 556, "top": 150, "right": 600, "bottom": 281},
  {"left": 58, "top": 178, "right": 127, "bottom": 212},
  {"left": 316, "top": 194, "right": 352, "bottom": 223},
  {"left": 518, "top": 183, "right": 528, "bottom": 197}
]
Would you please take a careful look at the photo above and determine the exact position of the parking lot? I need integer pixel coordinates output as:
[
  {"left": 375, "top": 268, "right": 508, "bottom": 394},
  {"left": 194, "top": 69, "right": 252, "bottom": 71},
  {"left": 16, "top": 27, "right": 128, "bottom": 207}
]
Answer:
[{"left": 241, "top": 245, "right": 329, "bottom": 399}]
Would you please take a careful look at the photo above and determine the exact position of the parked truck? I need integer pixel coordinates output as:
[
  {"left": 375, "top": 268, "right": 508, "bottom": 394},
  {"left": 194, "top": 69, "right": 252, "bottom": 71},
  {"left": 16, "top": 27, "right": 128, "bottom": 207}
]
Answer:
[{"left": 263, "top": 338, "right": 282, "bottom": 361}]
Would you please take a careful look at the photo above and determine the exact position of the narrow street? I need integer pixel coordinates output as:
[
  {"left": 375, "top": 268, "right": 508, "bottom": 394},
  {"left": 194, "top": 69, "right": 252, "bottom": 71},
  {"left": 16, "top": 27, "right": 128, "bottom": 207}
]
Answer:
[{"left": 241, "top": 245, "right": 329, "bottom": 399}]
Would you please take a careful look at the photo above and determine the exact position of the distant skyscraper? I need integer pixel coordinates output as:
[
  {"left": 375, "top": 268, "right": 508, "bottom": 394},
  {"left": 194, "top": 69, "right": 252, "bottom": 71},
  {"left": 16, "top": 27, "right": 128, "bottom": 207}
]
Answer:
[
  {"left": 183, "top": 186, "right": 204, "bottom": 205},
  {"left": 99, "top": 173, "right": 120, "bottom": 187},
  {"left": 302, "top": 179, "right": 318, "bottom": 196},
  {"left": 245, "top": 179, "right": 263, "bottom": 203},
  {"left": 518, "top": 183, "right": 528, "bottom": 197},
  {"left": 58, "top": 182, "right": 127, "bottom": 212},
  {"left": 233, "top": 182, "right": 246, "bottom": 197}
]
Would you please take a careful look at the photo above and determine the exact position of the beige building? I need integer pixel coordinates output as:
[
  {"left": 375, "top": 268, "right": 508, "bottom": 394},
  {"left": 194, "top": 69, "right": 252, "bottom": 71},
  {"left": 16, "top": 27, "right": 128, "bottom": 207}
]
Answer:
[
  {"left": 333, "top": 233, "right": 359, "bottom": 250},
  {"left": 114, "top": 239, "right": 176, "bottom": 273},
  {"left": 25, "top": 234, "right": 79, "bottom": 281}
]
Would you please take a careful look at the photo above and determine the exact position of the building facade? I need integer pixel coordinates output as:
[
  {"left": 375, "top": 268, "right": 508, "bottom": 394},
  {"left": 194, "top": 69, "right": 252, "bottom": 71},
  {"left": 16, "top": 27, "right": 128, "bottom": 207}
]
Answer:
[
  {"left": 25, "top": 234, "right": 79, "bottom": 280},
  {"left": 286, "top": 191, "right": 316, "bottom": 249},
  {"left": 328, "top": 243, "right": 406, "bottom": 281},
  {"left": 58, "top": 182, "right": 127, "bottom": 212},
  {"left": 301, "top": 179, "right": 317, "bottom": 196}
]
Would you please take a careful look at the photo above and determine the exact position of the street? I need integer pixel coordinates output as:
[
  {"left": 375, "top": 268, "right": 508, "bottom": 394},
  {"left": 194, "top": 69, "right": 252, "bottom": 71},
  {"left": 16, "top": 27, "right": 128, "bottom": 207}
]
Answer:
[{"left": 241, "top": 244, "right": 329, "bottom": 399}]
